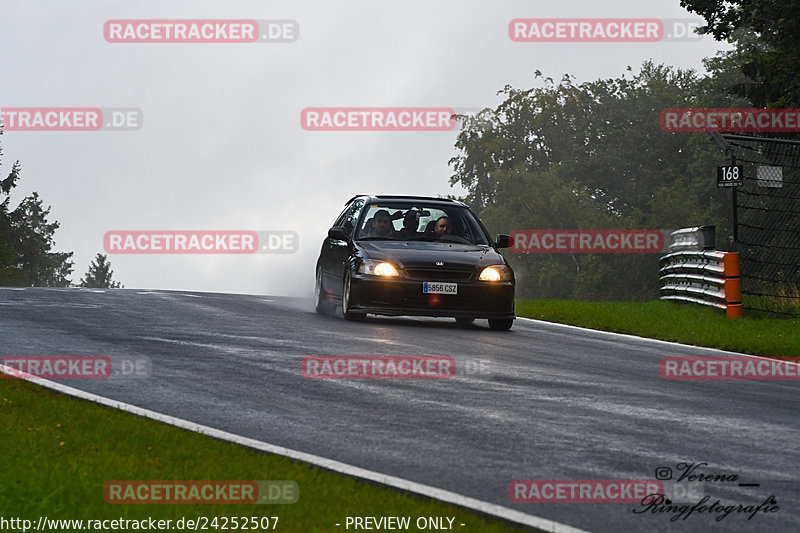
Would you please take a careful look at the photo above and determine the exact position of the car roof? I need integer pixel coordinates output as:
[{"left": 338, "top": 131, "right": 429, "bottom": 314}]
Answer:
[{"left": 343, "top": 195, "right": 468, "bottom": 208}]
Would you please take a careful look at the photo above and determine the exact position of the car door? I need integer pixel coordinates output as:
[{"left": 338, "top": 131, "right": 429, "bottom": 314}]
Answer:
[
  {"left": 320, "top": 202, "right": 352, "bottom": 290},
  {"left": 323, "top": 198, "right": 364, "bottom": 298}
]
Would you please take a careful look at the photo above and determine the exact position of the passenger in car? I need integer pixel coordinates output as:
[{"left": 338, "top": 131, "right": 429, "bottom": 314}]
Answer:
[
  {"left": 397, "top": 211, "right": 421, "bottom": 240},
  {"left": 362, "top": 218, "right": 375, "bottom": 235},
  {"left": 364, "top": 209, "right": 395, "bottom": 238}
]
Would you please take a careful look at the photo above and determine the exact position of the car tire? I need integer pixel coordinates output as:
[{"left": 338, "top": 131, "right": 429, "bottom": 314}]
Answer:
[
  {"left": 342, "top": 270, "right": 366, "bottom": 321},
  {"left": 315, "top": 267, "right": 335, "bottom": 315},
  {"left": 488, "top": 318, "right": 513, "bottom": 331},
  {"left": 455, "top": 317, "right": 475, "bottom": 325}
]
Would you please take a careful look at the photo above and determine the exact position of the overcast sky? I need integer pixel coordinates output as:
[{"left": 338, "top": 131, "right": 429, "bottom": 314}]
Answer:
[{"left": 0, "top": 0, "right": 731, "bottom": 296}]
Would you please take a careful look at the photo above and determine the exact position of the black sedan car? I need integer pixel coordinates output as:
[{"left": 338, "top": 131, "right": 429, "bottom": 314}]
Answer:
[{"left": 314, "top": 195, "right": 515, "bottom": 330}]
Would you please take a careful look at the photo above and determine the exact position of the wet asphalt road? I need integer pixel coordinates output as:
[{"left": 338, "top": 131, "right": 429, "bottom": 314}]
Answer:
[{"left": 2, "top": 287, "right": 799, "bottom": 532}]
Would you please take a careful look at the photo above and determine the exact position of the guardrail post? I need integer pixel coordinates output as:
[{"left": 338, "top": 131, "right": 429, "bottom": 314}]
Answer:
[{"left": 724, "top": 252, "right": 742, "bottom": 318}]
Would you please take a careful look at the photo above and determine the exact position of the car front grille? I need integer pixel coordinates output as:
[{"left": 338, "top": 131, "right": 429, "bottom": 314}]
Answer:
[{"left": 404, "top": 268, "right": 474, "bottom": 282}]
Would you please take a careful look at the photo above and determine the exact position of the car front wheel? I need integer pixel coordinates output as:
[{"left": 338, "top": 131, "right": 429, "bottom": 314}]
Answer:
[
  {"left": 488, "top": 318, "right": 513, "bottom": 331},
  {"left": 342, "top": 271, "right": 366, "bottom": 321},
  {"left": 315, "top": 267, "right": 335, "bottom": 315}
]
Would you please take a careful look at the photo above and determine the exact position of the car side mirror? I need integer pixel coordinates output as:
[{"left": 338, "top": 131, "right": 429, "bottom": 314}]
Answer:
[
  {"left": 328, "top": 226, "right": 348, "bottom": 241},
  {"left": 495, "top": 234, "right": 511, "bottom": 248}
]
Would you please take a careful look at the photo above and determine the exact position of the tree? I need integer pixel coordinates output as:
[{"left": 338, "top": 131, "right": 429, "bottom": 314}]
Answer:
[
  {"left": 79, "top": 253, "right": 123, "bottom": 288},
  {"left": 680, "top": 0, "right": 800, "bottom": 107},
  {"left": 0, "top": 159, "right": 21, "bottom": 283},
  {"left": 0, "top": 134, "right": 73, "bottom": 286},
  {"left": 449, "top": 62, "right": 731, "bottom": 300}
]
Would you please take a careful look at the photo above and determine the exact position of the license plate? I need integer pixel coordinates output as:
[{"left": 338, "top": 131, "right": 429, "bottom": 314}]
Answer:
[{"left": 422, "top": 282, "right": 457, "bottom": 294}]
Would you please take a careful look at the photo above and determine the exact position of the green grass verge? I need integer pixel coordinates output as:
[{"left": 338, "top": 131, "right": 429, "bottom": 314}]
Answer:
[
  {"left": 516, "top": 299, "right": 799, "bottom": 358},
  {"left": 0, "top": 378, "right": 534, "bottom": 533}
]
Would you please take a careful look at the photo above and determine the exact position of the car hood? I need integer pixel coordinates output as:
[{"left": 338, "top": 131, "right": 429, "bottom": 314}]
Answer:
[{"left": 357, "top": 241, "right": 505, "bottom": 269}]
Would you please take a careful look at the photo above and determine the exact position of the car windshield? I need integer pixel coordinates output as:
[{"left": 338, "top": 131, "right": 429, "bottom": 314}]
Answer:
[{"left": 355, "top": 203, "right": 491, "bottom": 245}]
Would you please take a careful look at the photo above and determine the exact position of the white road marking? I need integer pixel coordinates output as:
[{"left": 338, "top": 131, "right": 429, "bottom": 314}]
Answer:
[{"left": 0, "top": 363, "right": 589, "bottom": 533}]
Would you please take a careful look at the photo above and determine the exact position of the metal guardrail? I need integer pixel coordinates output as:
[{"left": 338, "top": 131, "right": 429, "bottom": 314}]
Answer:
[
  {"left": 659, "top": 228, "right": 742, "bottom": 318},
  {"left": 668, "top": 225, "right": 715, "bottom": 252}
]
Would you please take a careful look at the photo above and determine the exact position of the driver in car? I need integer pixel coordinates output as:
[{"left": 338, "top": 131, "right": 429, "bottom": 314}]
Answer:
[{"left": 433, "top": 216, "right": 453, "bottom": 238}]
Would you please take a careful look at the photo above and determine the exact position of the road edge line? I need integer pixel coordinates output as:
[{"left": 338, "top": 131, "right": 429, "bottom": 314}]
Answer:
[
  {"left": 1, "top": 364, "right": 589, "bottom": 533},
  {"left": 514, "top": 316, "right": 793, "bottom": 360}
]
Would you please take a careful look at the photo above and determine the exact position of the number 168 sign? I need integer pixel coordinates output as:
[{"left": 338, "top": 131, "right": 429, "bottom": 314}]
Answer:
[{"left": 717, "top": 165, "right": 743, "bottom": 187}]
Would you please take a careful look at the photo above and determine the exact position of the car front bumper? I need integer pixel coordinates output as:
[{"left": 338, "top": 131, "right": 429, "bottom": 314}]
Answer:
[{"left": 349, "top": 274, "right": 515, "bottom": 319}]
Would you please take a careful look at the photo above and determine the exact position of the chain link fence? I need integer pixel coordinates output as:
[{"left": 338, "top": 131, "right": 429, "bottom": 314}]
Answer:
[{"left": 719, "top": 134, "right": 800, "bottom": 315}]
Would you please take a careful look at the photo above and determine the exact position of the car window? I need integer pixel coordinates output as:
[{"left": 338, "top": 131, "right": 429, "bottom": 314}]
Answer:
[
  {"left": 330, "top": 199, "right": 365, "bottom": 239},
  {"left": 355, "top": 203, "right": 490, "bottom": 245},
  {"left": 332, "top": 204, "right": 352, "bottom": 228},
  {"left": 341, "top": 199, "right": 364, "bottom": 237}
]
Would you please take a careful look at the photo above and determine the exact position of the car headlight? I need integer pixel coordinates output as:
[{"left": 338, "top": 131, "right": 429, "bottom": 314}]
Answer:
[
  {"left": 358, "top": 259, "right": 400, "bottom": 277},
  {"left": 479, "top": 265, "right": 512, "bottom": 281}
]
